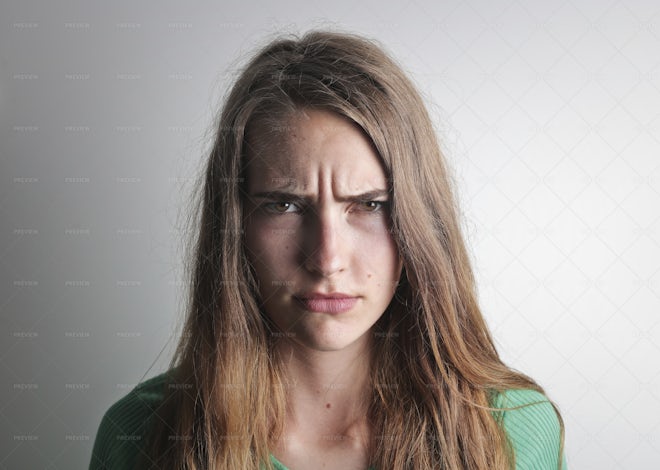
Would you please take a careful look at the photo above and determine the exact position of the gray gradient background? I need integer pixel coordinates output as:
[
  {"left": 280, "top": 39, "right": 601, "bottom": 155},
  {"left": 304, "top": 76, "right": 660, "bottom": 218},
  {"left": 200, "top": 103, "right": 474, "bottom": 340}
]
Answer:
[{"left": 2, "top": 0, "right": 660, "bottom": 468}]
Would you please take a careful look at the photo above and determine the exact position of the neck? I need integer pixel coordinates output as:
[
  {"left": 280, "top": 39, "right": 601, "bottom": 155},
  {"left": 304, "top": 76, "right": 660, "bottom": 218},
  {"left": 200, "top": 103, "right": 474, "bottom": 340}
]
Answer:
[{"left": 275, "top": 338, "right": 373, "bottom": 443}]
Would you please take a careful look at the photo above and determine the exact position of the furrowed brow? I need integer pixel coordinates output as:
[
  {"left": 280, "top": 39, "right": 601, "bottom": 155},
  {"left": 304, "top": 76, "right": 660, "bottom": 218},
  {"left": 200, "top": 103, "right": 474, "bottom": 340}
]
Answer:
[
  {"left": 248, "top": 189, "right": 390, "bottom": 202},
  {"left": 249, "top": 190, "right": 307, "bottom": 201},
  {"left": 339, "top": 189, "right": 390, "bottom": 202}
]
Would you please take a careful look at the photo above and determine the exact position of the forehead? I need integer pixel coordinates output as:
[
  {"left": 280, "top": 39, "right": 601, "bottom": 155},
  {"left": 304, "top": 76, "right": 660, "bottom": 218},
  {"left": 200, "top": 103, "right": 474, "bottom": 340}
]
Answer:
[{"left": 244, "top": 109, "right": 387, "bottom": 192}]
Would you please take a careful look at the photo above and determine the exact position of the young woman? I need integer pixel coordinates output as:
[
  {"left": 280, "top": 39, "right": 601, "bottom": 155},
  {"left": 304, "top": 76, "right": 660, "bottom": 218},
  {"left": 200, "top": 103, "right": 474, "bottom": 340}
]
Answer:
[{"left": 90, "top": 30, "right": 565, "bottom": 469}]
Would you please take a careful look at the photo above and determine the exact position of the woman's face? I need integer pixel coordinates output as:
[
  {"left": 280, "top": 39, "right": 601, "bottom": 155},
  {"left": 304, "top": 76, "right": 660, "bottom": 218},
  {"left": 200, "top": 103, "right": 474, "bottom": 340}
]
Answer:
[{"left": 243, "top": 108, "right": 403, "bottom": 353}]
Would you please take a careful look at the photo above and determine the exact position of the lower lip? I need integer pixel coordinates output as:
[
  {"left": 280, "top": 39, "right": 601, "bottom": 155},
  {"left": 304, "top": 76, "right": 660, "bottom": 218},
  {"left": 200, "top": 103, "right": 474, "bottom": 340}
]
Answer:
[{"left": 296, "top": 297, "right": 358, "bottom": 314}]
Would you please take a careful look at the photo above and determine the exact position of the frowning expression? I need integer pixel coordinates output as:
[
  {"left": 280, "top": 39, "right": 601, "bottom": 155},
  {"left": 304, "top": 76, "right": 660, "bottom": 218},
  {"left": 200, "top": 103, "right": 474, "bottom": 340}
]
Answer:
[{"left": 243, "top": 108, "right": 402, "bottom": 352}]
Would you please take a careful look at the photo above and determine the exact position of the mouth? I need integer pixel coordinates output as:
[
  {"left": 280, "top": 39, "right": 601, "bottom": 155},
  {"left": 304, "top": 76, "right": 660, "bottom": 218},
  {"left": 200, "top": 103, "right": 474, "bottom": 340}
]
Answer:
[{"left": 294, "top": 293, "right": 359, "bottom": 314}]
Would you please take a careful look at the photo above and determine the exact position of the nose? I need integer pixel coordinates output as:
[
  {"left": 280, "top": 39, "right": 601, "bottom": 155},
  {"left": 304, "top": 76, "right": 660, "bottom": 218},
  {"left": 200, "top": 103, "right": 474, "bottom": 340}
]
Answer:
[{"left": 302, "top": 208, "right": 347, "bottom": 277}]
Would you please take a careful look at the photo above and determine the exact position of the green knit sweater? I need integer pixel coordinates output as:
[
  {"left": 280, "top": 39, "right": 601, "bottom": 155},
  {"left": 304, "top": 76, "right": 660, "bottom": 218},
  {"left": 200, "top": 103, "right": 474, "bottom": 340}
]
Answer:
[{"left": 89, "top": 371, "right": 566, "bottom": 469}]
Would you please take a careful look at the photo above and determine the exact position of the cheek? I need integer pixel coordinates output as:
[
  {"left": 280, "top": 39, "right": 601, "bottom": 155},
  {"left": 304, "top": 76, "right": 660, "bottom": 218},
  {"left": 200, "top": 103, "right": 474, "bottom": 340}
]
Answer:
[
  {"left": 245, "top": 215, "right": 280, "bottom": 255},
  {"left": 354, "top": 218, "right": 402, "bottom": 281},
  {"left": 244, "top": 219, "right": 269, "bottom": 281},
  {"left": 244, "top": 218, "right": 297, "bottom": 280}
]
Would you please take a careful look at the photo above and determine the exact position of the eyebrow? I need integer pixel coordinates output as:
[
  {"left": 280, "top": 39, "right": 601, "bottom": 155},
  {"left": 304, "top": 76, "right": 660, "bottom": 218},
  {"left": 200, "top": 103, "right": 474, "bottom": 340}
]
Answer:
[{"left": 249, "top": 189, "right": 390, "bottom": 202}]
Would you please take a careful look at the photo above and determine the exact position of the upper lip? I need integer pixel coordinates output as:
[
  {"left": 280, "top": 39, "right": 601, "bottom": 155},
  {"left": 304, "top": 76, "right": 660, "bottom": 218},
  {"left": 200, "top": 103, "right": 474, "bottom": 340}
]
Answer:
[{"left": 296, "top": 292, "right": 356, "bottom": 299}]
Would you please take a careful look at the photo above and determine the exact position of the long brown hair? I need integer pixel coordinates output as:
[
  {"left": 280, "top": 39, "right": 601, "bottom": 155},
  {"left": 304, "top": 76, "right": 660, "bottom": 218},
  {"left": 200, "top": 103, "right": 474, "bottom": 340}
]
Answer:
[{"left": 142, "top": 30, "right": 563, "bottom": 469}]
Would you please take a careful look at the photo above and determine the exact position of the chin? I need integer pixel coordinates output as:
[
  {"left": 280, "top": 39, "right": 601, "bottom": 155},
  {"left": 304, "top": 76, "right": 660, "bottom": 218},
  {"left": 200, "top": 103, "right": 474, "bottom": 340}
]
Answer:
[{"left": 295, "top": 328, "right": 368, "bottom": 352}]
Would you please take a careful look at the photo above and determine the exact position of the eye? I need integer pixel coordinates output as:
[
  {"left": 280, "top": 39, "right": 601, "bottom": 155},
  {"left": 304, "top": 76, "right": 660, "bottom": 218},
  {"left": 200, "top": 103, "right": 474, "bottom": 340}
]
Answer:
[
  {"left": 264, "top": 201, "right": 301, "bottom": 214},
  {"left": 355, "top": 200, "right": 388, "bottom": 212}
]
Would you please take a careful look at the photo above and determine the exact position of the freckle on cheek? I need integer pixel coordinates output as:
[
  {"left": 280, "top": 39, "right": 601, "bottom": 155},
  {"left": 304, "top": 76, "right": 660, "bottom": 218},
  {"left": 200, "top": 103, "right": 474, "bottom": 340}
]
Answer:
[{"left": 367, "top": 274, "right": 372, "bottom": 279}]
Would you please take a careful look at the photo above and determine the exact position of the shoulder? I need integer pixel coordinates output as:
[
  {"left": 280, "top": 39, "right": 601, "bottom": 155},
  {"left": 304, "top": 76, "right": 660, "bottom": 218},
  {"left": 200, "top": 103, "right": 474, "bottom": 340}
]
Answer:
[
  {"left": 89, "top": 370, "right": 174, "bottom": 470},
  {"left": 492, "top": 389, "right": 566, "bottom": 469}
]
